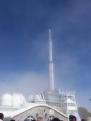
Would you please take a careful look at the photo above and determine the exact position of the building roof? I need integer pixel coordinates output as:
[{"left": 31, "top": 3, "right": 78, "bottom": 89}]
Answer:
[{"left": 4, "top": 103, "right": 67, "bottom": 118}]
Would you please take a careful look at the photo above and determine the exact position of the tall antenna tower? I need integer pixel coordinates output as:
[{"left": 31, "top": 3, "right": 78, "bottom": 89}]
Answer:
[{"left": 49, "top": 29, "right": 54, "bottom": 90}]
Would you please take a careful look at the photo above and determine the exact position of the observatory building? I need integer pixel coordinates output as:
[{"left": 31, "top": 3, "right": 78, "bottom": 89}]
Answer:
[
  {"left": 0, "top": 30, "right": 79, "bottom": 121},
  {"left": 29, "top": 30, "right": 78, "bottom": 115}
]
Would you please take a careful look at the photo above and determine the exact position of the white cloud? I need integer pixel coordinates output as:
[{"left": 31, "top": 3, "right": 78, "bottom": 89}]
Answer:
[
  {"left": 55, "top": 52, "right": 78, "bottom": 89},
  {"left": 0, "top": 71, "right": 48, "bottom": 96}
]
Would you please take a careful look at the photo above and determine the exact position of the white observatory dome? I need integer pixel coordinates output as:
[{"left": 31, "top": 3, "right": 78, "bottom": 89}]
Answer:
[
  {"left": 34, "top": 94, "right": 45, "bottom": 101},
  {"left": 1, "top": 93, "right": 12, "bottom": 106},
  {"left": 12, "top": 93, "right": 26, "bottom": 107},
  {"left": 35, "top": 94, "right": 42, "bottom": 101}
]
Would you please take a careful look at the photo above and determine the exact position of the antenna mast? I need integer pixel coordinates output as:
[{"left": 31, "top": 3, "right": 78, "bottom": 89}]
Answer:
[{"left": 49, "top": 29, "right": 54, "bottom": 90}]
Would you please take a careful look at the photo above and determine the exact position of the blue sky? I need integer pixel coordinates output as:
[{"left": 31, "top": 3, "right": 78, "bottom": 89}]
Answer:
[{"left": 0, "top": 0, "right": 91, "bottom": 111}]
